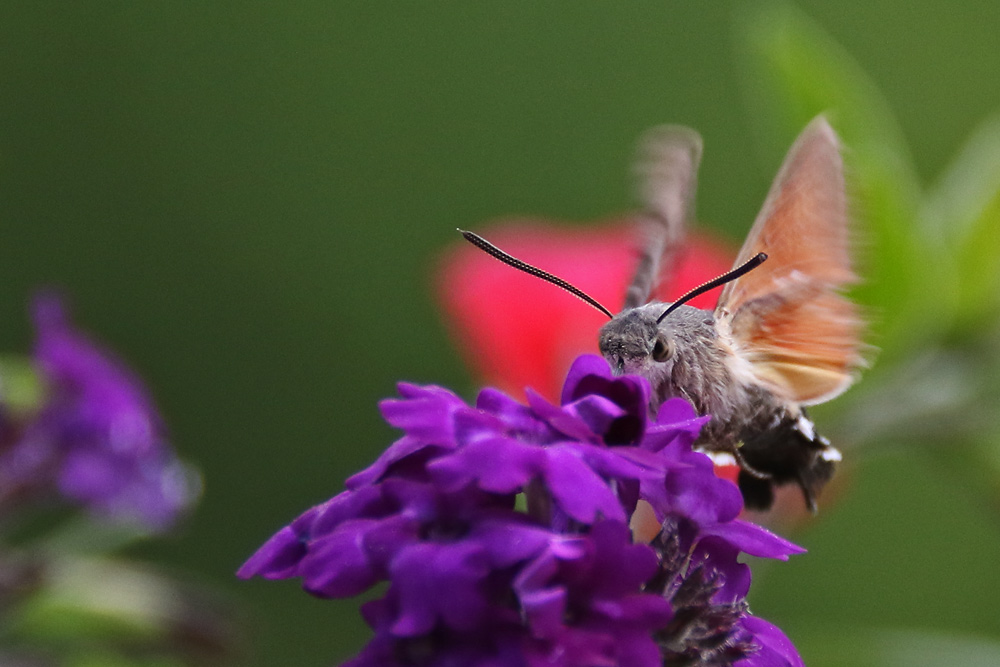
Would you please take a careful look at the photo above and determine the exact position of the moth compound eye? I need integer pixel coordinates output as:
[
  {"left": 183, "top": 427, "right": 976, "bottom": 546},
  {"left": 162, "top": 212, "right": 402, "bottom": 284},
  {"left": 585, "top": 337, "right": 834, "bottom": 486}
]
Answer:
[{"left": 652, "top": 336, "right": 675, "bottom": 362}]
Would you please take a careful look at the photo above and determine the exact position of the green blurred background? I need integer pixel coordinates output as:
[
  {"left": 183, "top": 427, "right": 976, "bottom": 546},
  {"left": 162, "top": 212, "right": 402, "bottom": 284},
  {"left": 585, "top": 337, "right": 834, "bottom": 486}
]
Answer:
[{"left": 2, "top": 2, "right": 1000, "bottom": 665}]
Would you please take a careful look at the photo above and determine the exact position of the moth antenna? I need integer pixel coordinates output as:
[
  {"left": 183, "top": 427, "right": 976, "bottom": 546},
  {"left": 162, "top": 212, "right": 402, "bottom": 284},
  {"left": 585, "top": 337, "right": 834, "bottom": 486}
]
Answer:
[
  {"left": 656, "top": 252, "right": 768, "bottom": 323},
  {"left": 459, "top": 229, "right": 615, "bottom": 319}
]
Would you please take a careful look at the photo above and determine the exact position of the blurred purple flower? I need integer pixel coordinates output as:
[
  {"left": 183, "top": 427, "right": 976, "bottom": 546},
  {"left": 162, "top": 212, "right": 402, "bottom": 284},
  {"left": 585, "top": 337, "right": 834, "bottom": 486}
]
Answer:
[
  {"left": 0, "top": 293, "right": 194, "bottom": 531},
  {"left": 240, "top": 355, "right": 804, "bottom": 666}
]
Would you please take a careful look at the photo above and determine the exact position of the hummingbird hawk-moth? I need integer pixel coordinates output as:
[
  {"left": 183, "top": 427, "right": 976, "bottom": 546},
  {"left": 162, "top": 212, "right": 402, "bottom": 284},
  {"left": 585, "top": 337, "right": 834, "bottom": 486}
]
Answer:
[{"left": 461, "top": 116, "right": 864, "bottom": 511}]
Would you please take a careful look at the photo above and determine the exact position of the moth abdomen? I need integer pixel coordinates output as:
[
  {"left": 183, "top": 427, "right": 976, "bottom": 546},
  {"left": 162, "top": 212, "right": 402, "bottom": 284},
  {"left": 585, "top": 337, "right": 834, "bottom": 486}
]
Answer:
[{"left": 735, "top": 410, "right": 841, "bottom": 512}]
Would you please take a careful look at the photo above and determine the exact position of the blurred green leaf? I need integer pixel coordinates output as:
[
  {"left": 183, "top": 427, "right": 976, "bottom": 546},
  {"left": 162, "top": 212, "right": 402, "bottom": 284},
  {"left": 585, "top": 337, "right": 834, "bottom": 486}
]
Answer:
[
  {"left": 10, "top": 558, "right": 171, "bottom": 643},
  {"left": 828, "top": 348, "right": 979, "bottom": 448},
  {"left": 66, "top": 652, "right": 185, "bottom": 667},
  {"left": 38, "top": 515, "right": 153, "bottom": 555},
  {"left": 875, "top": 630, "right": 1000, "bottom": 667},
  {"left": 923, "top": 114, "right": 1000, "bottom": 334},
  {"left": 737, "top": 3, "right": 947, "bottom": 363},
  {"left": 0, "top": 355, "right": 43, "bottom": 418},
  {"left": 6, "top": 555, "right": 240, "bottom": 666},
  {"left": 793, "top": 627, "right": 1000, "bottom": 667}
]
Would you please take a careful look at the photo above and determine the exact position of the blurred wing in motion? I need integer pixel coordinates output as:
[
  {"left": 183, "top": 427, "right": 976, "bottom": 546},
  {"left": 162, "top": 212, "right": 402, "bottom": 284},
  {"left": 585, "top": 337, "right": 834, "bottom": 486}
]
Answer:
[
  {"left": 625, "top": 126, "right": 703, "bottom": 309},
  {"left": 715, "top": 116, "right": 864, "bottom": 405}
]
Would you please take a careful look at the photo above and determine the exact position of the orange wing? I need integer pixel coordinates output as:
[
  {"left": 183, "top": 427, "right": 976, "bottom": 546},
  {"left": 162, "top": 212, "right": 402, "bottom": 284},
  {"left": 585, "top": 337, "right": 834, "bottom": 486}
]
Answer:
[{"left": 715, "top": 116, "right": 864, "bottom": 405}]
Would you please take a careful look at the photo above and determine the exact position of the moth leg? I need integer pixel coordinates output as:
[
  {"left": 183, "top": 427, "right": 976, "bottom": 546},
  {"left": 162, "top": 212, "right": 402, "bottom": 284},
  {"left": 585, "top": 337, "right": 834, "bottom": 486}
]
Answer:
[{"left": 731, "top": 442, "right": 771, "bottom": 479}]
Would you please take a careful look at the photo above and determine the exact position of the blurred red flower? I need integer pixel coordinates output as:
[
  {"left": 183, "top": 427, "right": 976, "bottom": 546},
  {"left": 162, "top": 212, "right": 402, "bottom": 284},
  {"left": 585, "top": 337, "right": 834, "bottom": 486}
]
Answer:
[{"left": 436, "top": 219, "right": 735, "bottom": 401}]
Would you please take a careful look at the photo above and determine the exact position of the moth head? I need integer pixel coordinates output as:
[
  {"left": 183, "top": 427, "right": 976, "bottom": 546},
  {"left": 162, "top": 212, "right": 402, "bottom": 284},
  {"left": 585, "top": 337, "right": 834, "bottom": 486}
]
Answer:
[
  {"left": 598, "top": 302, "right": 723, "bottom": 380},
  {"left": 598, "top": 304, "right": 678, "bottom": 375}
]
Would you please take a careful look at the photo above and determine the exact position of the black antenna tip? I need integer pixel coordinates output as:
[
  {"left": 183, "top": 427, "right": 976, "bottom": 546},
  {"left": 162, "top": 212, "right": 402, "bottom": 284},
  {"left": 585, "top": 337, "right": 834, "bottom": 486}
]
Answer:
[
  {"left": 458, "top": 229, "right": 615, "bottom": 319},
  {"left": 656, "top": 251, "right": 770, "bottom": 323}
]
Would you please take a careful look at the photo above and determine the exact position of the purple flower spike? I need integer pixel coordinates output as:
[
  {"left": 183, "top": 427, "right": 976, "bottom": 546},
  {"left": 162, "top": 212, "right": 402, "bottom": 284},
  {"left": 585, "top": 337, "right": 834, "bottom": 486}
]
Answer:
[
  {"left": 240, "top": 354, "right": 806, "bottom": 666},
  {"left": 0, "top": 293, "right": 194, "bottom": 531}
]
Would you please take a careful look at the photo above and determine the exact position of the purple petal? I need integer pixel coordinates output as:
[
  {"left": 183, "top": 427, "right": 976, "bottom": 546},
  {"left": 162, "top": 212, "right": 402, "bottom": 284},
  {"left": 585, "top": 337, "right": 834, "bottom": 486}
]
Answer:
[
  {"left": 476, "top": 387, "right": 542, "bottom": 432},
  {"left": 559, "top": 355, "right": 614, "bottom": 406},
  {"left": 543, "top": 446, "right": 626, "bottom": 523},
  {"left": 346, "top": 436, "right": 439, "bottom": 488},
  {"left": 655, "top": 397, "right": 703, "bottom": 428},
  {"left": 520, "top": 585, "right": 567, "bottom": 637},
  {"left": 309, "top": 485, "right": 393, "bottom": 536},
  {"left": 389, "top": 541, "right": 491, "bottom": 635},
  {"left": 469, "top": 517, "right": 557, "bottom": 567},
  {"left": 737, "top": 616, "right": 805, "bottom": 667},
  {"left": 514, "top": 549, "right": 566, "bottom": 637},
  {"left": 563, "top": 394, "right": 629, "bottom": 439},
  {"left": 643, "top": 398, "right": 710, "bottom": 454},
  {"left": 573, "top": 442, "right": 665, "bottom": 483},
  {"left": 611, "top": 630, "right": 668, "bottom": 667},
  {"left": 561, "top": 357, "right": 651, "bottom": 426},
  {"left": 525, "top": 389, "right": 600, "bottom": 443},
  {"left": 429, "top": 435, "right": 544, "bottom": 494},
  {"left": 692, "top": 536, "right": 753, "bottom": 603},
  {"left": 354, "top": 385, "right": 473, "bottom": 489},
  {"left": 701, "top": 520, "right": 806, "bottom": 561},
  {"left": 381, "top": 383, "right": 467, "bottom": 439},
  {"left": 299, "top": 520, "right": 386, "bottom": 598},
  {"left": 302, "top": 513, "right": 422, "bottom": 598},
  {"left": 563, "top": 522, "right": 660, "bottom": 600},
  {"left": 237, "top": 526, "right": 307, "bottom": 580},
  {"left": 663, "top": 466, "right": 744, "bottom": 524}
]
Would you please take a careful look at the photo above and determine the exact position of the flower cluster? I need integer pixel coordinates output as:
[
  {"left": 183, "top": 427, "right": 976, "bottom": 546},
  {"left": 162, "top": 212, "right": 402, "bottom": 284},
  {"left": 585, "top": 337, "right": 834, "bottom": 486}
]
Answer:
[
  {"left": 0, "top": 293, "right": 194, "bottom": 531},
  {"left": 239, "top": 355, "right": 803, "bottom": 666}
]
